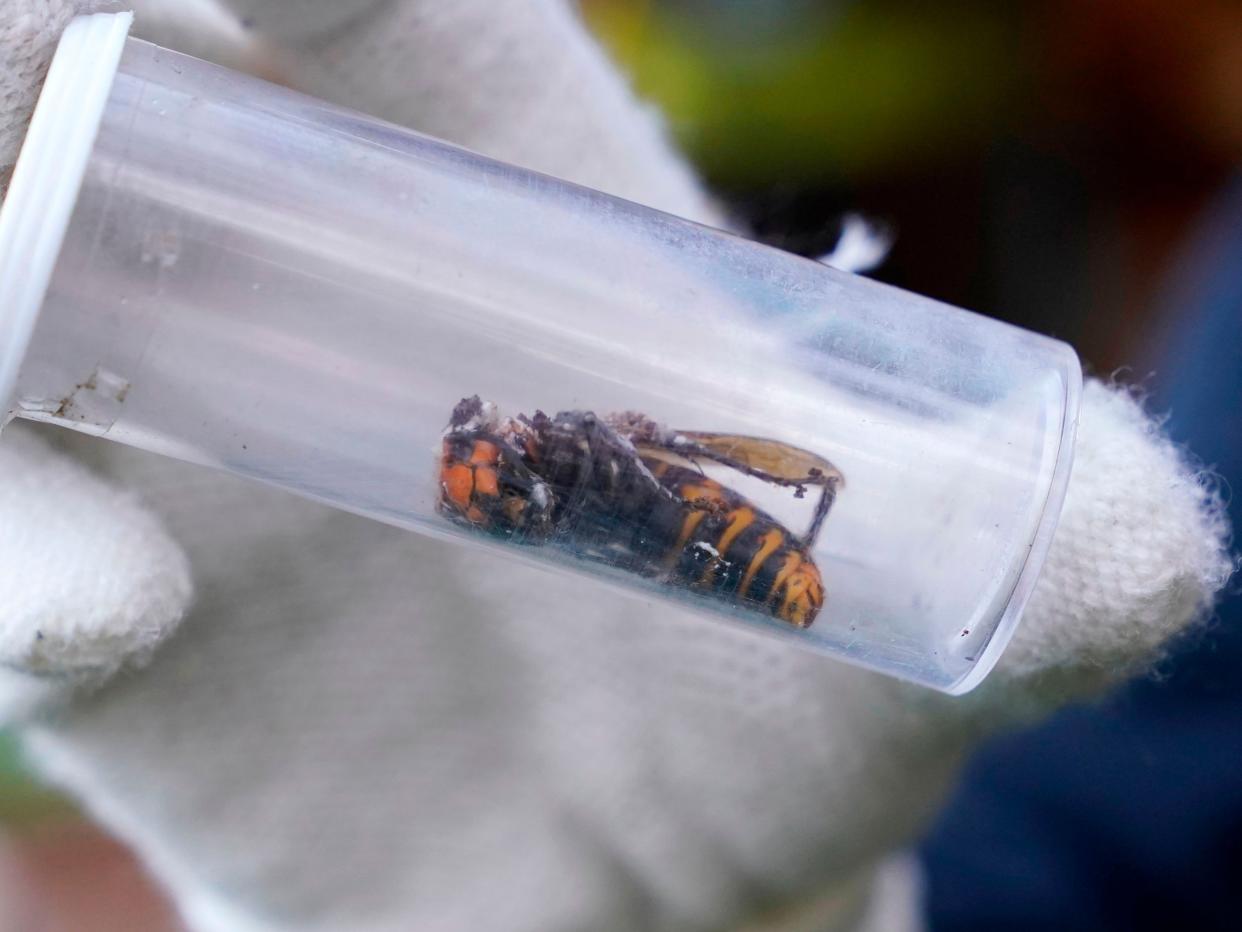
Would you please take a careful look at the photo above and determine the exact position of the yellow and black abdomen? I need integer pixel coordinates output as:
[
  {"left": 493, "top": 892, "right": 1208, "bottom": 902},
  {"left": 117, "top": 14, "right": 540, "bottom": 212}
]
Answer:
[
  {"left": 650, "top": 463, "right": 824, "bottom": 628},
  {"left": 439, "top": 399, "right": 825, "bottom": 630}
]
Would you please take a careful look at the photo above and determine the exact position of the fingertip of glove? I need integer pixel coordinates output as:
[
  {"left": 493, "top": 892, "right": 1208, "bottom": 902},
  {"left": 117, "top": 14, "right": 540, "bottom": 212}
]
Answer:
[
  {"left": 994, "top": 378, "right": 1235, "bottom": 694},
  {"left": 0, "top": 426, "right": 193, "bottom": 697}
]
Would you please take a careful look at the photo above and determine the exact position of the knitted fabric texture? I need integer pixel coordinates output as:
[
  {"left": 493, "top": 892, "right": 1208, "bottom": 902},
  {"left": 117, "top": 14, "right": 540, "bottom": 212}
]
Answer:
[
  {"left": 0, "top": 428, "right": 190, "bottom": 685},
  {"left": 0, "top": 1, "right": 107, "bottom": 189},
  {"left": 1001, "top": 382, "right": 1232, "bottom": 685}
]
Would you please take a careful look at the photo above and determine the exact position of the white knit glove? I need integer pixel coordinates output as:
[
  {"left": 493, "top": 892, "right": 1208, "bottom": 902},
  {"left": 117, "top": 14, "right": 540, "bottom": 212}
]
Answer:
[{"left": 0, "top": 3, "right": 1232, "bottom": 931}]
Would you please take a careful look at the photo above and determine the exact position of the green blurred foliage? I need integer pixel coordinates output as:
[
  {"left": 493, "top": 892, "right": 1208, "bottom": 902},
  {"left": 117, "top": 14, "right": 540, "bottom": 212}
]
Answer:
[
  {"left": 0, "top": 730, "right": 72, "bottom": 828},
  {"left": 582, "top": 0, "right": 1242, "bottom": 369},
  {"left": 583, "top": 0, "right": 1020, "bottom": 187}
]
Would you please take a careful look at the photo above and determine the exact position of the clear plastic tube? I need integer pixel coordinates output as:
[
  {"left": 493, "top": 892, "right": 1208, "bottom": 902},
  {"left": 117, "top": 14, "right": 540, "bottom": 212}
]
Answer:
[{"left": 0, "top": 15, "right": 1080, "bottom": 692}]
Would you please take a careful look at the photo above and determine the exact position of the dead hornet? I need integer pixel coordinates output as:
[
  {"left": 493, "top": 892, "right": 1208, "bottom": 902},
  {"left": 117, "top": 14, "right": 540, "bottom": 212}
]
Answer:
[{"left": 437, "top": 396, "right": 844, "bottom": 628}]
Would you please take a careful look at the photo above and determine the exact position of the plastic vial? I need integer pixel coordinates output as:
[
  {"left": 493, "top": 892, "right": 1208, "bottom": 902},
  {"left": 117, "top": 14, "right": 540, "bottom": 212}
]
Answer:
[{"left": 0, "top": 14, "right": 1080, "bottom": 693}]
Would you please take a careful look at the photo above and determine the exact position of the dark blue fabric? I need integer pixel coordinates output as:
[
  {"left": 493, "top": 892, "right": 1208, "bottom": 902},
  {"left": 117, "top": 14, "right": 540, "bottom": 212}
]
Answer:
[{"left": 921, "top": 178, "right": 1242, "bottom": 932}]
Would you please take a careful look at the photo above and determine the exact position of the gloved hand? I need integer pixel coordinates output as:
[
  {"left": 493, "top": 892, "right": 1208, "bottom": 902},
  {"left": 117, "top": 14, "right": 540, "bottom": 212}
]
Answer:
[
  {"left": 0, "top": 3, "right": 1232, "bottom": 931},
  {"left": 0, "top": 0, "right": 192, "bottom": 702}
]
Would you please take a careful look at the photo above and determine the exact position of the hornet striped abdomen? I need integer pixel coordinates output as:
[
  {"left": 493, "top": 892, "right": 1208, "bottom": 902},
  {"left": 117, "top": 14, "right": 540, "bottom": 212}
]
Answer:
[
  {"left": 647, "top": 462, "right": 825, "bottom": 627},
  {"left": 437, "top": 397, "right": 842, "bottom": 629}
]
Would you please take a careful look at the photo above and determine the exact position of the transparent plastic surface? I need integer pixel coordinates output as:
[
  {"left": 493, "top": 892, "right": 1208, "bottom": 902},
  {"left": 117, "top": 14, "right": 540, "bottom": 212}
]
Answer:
[{"left": 10, "top": 37, "right": 1080, "bottom": 692}]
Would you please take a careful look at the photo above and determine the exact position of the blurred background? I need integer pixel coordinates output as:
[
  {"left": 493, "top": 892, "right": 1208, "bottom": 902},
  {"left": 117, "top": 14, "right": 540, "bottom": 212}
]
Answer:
[{"left": 2, "top": 1, "right": 1239, "bottom": 928}]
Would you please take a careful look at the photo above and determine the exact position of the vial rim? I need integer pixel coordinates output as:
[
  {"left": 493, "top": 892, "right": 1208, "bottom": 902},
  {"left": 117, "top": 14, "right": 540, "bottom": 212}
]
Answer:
[
  {"left": 0, "top": 12, "right": 133, "bottom": 422},
  {"left": 947, "top": 342, "right": 1083, "bottom": 695}
]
